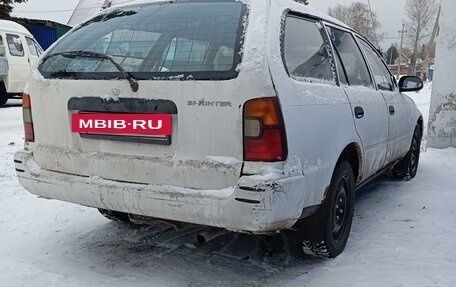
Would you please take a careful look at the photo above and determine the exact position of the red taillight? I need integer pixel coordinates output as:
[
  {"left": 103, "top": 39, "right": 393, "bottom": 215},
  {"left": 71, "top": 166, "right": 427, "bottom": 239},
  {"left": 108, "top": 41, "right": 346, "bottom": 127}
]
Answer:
[
  {"left": 22, "top": 94, "right": 34, "bottom": 143},
  {"left": 243, "top": 97, "right": 287, "bottom": 162}
]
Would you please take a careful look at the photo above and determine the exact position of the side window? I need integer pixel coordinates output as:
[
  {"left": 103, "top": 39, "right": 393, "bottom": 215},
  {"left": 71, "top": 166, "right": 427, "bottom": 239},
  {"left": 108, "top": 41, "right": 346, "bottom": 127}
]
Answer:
[
  {"left": 34, "top": 41, "right": 43, "bottom": 56},
  {"left": 283, "top": 16, "right": 334, "bottom": 83},
  {"left": 334, "top": 51, "right": 349, "bottom": 85},
  {"left": 6, "top": 34, "right": 25, "bottom": 57},
  {"left": 326, "top": 27, "right": 373, "bottom": 88},
  {"left": 25, "top": 37, "right": 38, "bottom": 57},
  {"left": 358, "top": 38, "right": 394, "bottom": 91}
]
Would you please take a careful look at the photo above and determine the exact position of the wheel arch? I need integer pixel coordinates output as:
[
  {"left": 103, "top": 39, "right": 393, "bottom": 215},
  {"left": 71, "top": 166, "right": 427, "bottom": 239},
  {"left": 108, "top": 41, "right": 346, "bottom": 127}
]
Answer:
[
  {"left": 336, "top": 142, "right": 363, "bottom": 184},
  {"left": 292, "top": 144, "right": 360, "bottom": 249}
]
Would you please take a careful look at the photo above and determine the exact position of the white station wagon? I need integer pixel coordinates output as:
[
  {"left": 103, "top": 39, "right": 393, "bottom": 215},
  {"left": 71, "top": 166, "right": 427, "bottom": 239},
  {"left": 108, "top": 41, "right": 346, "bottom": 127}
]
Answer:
[{"left": 15, "top": 0, "right": 424, "bottom": 257}]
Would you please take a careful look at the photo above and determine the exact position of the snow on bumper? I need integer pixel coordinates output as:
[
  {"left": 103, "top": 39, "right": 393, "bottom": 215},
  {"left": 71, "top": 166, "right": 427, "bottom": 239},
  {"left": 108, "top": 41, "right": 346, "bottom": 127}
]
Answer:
[{"left": 14, "top": 151, "right": 306, "bottom": 233}]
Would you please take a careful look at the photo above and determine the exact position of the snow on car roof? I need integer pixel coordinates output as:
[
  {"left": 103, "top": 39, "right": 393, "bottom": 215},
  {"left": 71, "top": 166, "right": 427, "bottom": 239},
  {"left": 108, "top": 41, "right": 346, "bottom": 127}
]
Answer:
[{"left": 105, "top": 0, "right": 351, "bottom": 31}]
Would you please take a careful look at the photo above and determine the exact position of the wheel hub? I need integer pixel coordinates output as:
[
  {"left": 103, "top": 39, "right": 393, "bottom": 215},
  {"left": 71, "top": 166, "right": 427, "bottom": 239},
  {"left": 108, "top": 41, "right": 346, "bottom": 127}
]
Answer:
[
  {"left": 411, "top": 136, "right": 418, "bottom": 168},
  {"left": 333, "top": 183, "right": 348, "bottom": 238}
]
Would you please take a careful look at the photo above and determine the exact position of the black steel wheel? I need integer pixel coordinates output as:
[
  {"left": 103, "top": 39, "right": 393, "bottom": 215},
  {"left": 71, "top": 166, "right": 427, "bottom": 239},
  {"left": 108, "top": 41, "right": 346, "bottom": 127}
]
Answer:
[
  {"left": 331, "top": 181, "right": 350, "bottom": 244},
  {"left": 298, "top": 161, "right": 355, "bottom": 258}
]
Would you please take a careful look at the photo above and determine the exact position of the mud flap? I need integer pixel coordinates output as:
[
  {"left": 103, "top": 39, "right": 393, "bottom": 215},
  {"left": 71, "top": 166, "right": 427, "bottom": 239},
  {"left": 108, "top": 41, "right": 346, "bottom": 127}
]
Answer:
[{"left": 289, "top": 187, "right": 331, "bottom": 242}]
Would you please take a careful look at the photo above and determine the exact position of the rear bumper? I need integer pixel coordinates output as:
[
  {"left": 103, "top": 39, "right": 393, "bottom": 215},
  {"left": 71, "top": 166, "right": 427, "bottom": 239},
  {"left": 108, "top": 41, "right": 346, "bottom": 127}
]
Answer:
[{"left": 14, "top": 150, "right": 307, "bottom": 233}]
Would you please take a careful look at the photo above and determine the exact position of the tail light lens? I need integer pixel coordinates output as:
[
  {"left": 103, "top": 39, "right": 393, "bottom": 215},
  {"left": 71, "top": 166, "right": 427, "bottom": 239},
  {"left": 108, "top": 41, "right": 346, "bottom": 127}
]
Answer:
[
  {"left": 243, "top": 97, "right": 287, "bottom": 162},
  {"left": 22, "top": 94, "right": 34, "bottom": 143}
]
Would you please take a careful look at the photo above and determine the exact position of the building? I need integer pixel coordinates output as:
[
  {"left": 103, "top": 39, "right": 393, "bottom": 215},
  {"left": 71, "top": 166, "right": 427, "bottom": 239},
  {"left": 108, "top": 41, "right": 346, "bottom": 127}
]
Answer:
[
  {"left": 388, "top": 53, "right": 410, "bottom": 77},
  {"left": 11, "top": 18, "right": 72, "bottom": 50}
]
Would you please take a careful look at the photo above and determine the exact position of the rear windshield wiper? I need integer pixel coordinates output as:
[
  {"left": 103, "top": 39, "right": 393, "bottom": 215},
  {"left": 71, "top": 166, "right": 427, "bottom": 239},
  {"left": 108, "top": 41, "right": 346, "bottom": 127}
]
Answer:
[{"left": 42, "top": 50, "right": 139, "bottom": 92}]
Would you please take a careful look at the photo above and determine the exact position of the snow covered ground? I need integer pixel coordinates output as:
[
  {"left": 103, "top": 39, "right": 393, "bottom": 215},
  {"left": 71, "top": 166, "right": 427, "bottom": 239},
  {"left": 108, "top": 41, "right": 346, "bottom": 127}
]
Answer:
[{"left": 1, "top": 87, "right": 455, "bottom": 287}]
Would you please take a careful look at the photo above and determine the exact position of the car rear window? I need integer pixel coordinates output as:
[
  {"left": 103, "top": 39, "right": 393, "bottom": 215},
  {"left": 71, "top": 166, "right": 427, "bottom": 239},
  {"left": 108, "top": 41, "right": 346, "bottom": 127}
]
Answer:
[{"left": 39, "top": 1, "right": 247, "bottom": 80}]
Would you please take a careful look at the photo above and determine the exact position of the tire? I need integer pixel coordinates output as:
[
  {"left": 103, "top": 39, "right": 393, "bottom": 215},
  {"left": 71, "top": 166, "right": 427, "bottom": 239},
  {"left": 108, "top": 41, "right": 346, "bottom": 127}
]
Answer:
[
  {"left": 0, "top": 95, "right": 7, "bottom": 106},
  {"left": 392, "top": 124, "right": 422, "bottom": 180},
  {"left": 98, "top": 208, "right": 130, "bottom": 223},
  {"left": 296, "top": 161, "right": 355, "bottom": 258},
  {"left": 0, "top": 84, "right": 7, "bottom": 106}
]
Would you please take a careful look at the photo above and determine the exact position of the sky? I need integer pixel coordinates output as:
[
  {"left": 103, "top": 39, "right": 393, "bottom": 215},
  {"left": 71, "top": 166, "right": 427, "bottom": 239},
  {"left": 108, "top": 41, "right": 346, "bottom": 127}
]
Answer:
[{"left": 11, "top": 0, "right": 408, "bottom": 49}]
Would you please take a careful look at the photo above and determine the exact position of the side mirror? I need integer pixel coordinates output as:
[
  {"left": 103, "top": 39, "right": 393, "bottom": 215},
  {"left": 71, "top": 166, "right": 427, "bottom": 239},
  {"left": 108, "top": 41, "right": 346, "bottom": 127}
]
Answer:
[{"left": 399, "top": 76, "right": 424, "bottom": 93}]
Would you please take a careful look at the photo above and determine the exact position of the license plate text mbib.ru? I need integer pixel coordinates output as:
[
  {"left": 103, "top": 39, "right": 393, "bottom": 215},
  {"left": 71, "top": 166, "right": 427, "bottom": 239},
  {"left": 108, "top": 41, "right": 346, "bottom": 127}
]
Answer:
[{"left": 72, "top": 114, "right": 172, "bottom": 136}]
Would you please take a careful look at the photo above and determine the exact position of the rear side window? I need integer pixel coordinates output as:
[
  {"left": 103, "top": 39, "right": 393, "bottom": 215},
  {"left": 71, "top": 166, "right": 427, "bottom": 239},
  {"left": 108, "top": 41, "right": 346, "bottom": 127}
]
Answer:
[
  {"left": 334, "top": 52, "right": 348, "bottom": 85},
  {"left": 25, "top": 37, "right": 38, "bottom": 57},
  {"left": 282, "top": 16, "right": 334, "bottom": 83},
  {"left": 358, "top": 38, "right": 394, "bottom": 91},
  {"left": 326, "top": 27, "right": 372, "bottom": 88},
  {"left": 6, "top": 34, "right": 24, "bottom": 57},
  {"left": 39, "top": 1, "right": 247, "bottom": 80}
]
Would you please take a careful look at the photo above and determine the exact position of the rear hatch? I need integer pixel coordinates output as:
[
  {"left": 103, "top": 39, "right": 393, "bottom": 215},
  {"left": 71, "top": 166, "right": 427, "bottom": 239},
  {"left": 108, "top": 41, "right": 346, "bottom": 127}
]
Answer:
[{"left": 28, "top": 0, "right": 271, "bottom": 190}]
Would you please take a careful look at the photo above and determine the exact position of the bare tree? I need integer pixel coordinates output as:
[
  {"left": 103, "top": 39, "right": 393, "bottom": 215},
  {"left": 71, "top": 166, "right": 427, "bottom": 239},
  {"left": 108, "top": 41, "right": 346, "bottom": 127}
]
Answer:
[
  {"left": 405, "top": 0, "right": 439, "bottom": 69},
  {"left": 328, "top": 2, "right": 383, "bottom": 45}
]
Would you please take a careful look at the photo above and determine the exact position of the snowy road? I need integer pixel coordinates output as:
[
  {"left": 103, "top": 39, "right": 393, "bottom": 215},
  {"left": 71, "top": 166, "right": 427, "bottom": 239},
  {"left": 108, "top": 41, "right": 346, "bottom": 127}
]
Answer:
[{"left": 1, "top": 88, "right": 455, "bottom": 287}]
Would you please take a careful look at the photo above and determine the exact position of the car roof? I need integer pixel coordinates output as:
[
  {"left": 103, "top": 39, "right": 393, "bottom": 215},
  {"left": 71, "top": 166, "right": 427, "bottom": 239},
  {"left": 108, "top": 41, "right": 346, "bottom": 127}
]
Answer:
[
  {"left": 275, "top": 0, "right": 351, "bottom": 29},
  {"left": 0, "top": 20, "right": 33, "bottom": 37},
  {"left": 105, "top": 0, "right": 351, "bottom": 30}
]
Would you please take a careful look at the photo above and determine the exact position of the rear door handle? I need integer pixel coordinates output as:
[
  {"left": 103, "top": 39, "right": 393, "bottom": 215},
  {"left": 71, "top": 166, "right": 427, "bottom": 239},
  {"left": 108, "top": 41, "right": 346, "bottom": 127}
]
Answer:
[
  {"left": 354, "top": 106, "right": 364, "bottom": 119},
  {"left": 389, "top": 105, "right": 395, "bottom": 115}
]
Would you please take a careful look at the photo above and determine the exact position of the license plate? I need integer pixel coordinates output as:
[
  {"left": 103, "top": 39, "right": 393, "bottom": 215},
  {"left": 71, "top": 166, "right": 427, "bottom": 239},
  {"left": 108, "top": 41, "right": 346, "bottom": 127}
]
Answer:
[{"left": 72, "top": 113, "right": 172, "bottom": 136}]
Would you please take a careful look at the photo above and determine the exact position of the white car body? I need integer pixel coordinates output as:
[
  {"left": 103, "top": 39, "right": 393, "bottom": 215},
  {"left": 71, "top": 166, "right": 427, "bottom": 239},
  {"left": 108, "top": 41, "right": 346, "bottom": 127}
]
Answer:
[
  {"left": 15, "top": 0, "right": 422, "bottom": 234},
  {"left": 0, "top": 20, "right": 42, "bottom": 96}
]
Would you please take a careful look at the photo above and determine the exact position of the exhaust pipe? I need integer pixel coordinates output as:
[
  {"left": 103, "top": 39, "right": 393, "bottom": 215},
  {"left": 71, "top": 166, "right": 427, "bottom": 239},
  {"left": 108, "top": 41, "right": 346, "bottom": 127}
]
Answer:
[{"left": 196, "top": 228, "right": 228, "bottom": 244}]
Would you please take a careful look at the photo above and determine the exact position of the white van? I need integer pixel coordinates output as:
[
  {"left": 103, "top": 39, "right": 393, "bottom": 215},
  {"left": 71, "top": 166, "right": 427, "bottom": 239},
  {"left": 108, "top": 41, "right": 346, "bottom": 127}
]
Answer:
[
  {"left": 15, "top": 0, "right": 424, "bottom": 258},
  {"left": 0, "top": 20, "right": 43, "bottom": 106}
]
